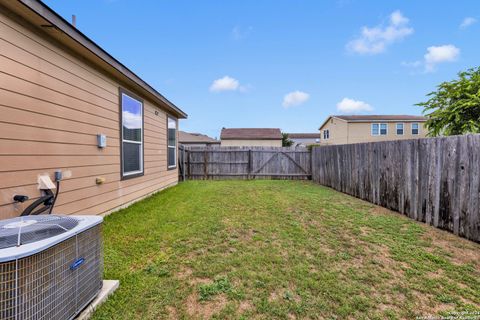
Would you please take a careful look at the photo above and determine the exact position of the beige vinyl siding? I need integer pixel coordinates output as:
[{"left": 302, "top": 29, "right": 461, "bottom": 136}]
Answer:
[
  {"left": 320, "top": 118, "right": 349, "bottom": 145},
  {"left": 220, "top": 139, "right": 283, "bottom": 147},
  {"left": 0, "top": 10, "right": 178, "bottom": 219},
  {"left": 319, "top": 118, "right": 428, "bottom": 145},
  {"left": 346, "top": 122, "right": 427, "bottom": 144}
]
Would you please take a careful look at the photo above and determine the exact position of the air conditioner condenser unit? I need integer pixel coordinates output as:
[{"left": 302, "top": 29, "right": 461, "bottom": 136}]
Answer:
[{"left": 0, "top": 215, "right": 103, "bottom": 320}]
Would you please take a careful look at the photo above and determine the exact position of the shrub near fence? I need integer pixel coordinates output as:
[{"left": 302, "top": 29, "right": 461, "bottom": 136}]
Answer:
[{"left": 312, "top": 134, "right": 480, "bottom": 243}]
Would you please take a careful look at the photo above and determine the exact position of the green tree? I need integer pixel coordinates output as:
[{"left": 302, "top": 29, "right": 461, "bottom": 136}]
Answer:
[
  {"left": 282, "top": 133, "right": 294, "bottom": 147},
  {"left": 417, "top": 67, "right": 480, "bottom": 136}
]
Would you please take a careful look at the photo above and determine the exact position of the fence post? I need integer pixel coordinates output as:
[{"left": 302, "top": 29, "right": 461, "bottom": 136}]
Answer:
[
  {"left": 309, "top": 148, "right": 313, "bottom": 180},
  {"left": 248, "top": 149, "right": 252, "bottom": 180},
  {"left": 182, "top": 147, "right": 186, "bottom": 181},
  {"left": 204, "top": 149, "right": 208, "bottom": 179},
  {"left": 187, "top": 149, "right": 191, "bottom": 180}
]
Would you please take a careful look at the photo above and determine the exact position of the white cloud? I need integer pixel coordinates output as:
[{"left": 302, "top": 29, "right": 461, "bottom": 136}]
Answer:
[
  {"left": 347, "top": 10, "right": 413, "bottom": 54},
  {"left": 424, "top": 45, "right": 460, "bottom": 72},
  {"left": 460, "top": 17, "right": 477, "bottom": 29},
  {"left": 282, "top": 91, "right": 310, "bottom": 108},
  {"left": 122, "top": 111, "right": 142, "bottom": 129},
  {"left": 402, "top": 44, "right": 460, "bottom": 73},
  {"left": 209, "top": 76, "right": 240, "bottom": 92},
  {"left": 336, "top": 98, "right": 373, "bottom": 114}
]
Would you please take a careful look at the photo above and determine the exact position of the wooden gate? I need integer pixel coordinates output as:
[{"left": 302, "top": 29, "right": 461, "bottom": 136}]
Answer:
[{"left": 179, "top": 146, "right": 311, "bottom": 180}]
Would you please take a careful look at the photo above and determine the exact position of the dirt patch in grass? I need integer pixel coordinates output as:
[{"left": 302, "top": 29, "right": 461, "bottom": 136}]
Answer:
[
  {"left": 238, "top": 300, "right": 252, "bottom": 313},
  {"left": 268, "top": 286, "right": 301, "bottom": 304},
  {"left": 165, "top": 306, "right": 178, "bottom": 320},
  {"left": 422, "top": 229, "right": 480, "bottom": 267},
  {"left": 176, "top": 267, "right": 193, "bottom": 280},
  {"left": 186, "top": 292, "right": 227, "bottom": 319}
]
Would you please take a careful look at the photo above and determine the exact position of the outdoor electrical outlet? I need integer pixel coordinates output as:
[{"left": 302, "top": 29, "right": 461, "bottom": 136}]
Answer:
[
  {"left": 97, "top": 134, "right": 107, "bottom": 148},
  {"left": 54, "top": 170, "right": 62, "bottom": 181}
]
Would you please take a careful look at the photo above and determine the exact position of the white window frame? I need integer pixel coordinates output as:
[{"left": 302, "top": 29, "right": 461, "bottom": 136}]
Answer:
[
  {"left": 379, "top": 123, "right": 388, "bottom": 136},
  {"left": 371, "top": 123, "right": 379, "bottom": 136},
  {"left": 396, "top": 123, "right": 404, "bottom": 135},
  {"left": 120, "top": 91, "right": 143, "bottom": 178},
  {"left": 411, "top": 123, "right": 420, "bottom": 135},
  {"left": 323, "top": 129, "right": 330, "bottom": 140},
  {"left": 167, "top": 116, "right": 177, "bottom": 169},
  {"left": 371, "top": 123, "right": 388, "bottom": 136}
]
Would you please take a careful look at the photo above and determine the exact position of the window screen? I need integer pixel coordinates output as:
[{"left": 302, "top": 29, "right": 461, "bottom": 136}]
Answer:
[
  {"left": 121, "top": 92, "right": 143, "bottom": 177},
  {"left": 380, "top": 123, "right": 387, "bottom": 135},
  {"left": 396, "top": 123, "right": 404, "bottom": 135},
  {"left": 412, "top": 123, "right": 419, "bottom": 135}
]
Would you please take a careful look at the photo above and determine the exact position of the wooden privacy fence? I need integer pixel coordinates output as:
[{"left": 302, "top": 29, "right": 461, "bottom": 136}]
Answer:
[
  {"left": 311, "top": 134, "right": 480, "bottom": 243},
  {"left": 179, "top": 146, "right": 311, "bottom": 180}
]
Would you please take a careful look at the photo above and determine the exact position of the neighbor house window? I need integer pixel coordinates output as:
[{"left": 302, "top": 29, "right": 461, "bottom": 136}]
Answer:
[
  {"left": 411, "top": 123, "right": 419, "bottom": 135},
  {"left": 380, "top": 123, "right": 387, "bottom": 135},
  {"left": 396, "top": 123, "right": 404, "bottom": 135},
  {"left": 121, "top": 91, "right": 143, "bottom": 178},
  {"left": 323, "top": 130, "right": 330, "bottom": 140},
  {"left": 372, "top": 123, "right": 387, "bottom": 136},
  {"left": 168, "top": 117, "right": 177, "bottom": 169}
]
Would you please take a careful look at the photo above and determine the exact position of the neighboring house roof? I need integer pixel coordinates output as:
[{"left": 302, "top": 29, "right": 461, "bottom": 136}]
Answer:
[
  {"left": 179, "top": 131, "right": 220, "bottom": 144},
  {"left": 220, "top": 128, "right": 282, "bottom": 140},
  {"left": 319, "top": 115, "right": 427, "bottom": 130},
  {"left": 287, "top": 133, "right": 321, "bottom": 139},
  {"left": 5, "top": 0, "right": 187, "bottom": 119}
]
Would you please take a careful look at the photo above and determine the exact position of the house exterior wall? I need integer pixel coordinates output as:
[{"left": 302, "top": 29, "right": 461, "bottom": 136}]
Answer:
[
  {"left": 346, "top": 122, "right": 427, "bottom": 144},
  {"left": 0, "top": 11, "right": 178, "bottom": 220},
  {"left": 320, "top": 119, "right": 428, "bottom": 145},
  {"left": 220, "top": 139, "right": 283, "bottom": 147},
  {"left": 319, "top": 118, "right": 349, "bottom": 145}
]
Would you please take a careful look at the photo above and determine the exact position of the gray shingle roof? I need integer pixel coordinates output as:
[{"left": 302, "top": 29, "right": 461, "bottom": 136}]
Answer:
[
  {"left": 334, "top": 115, "right": 427, "bottom": 121},
  {"left": 179, "top": 131, "right": 220, "bottom": 144},
  {"left": 220, "top": 128, "right": 282, "bottom": 140}
]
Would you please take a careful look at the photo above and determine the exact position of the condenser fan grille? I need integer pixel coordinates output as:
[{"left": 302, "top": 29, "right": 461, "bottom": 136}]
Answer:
[{"left": 0, "top": 215, "right": 79, "bottom": 249}]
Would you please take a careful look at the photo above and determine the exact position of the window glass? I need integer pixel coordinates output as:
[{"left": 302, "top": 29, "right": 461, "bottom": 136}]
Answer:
[
  {"left": 412, "top": 123, "right": 419, "bottom": 135},
  {"left": 323, "top": 130, "right": 329, "bottom": 139},
  {"left": 396, "top": 123, "right": 404, "bottom": 135},
  {"left": 371, "top": 123, "right": 379, "bottom": 135},
  {"left": 121, "top": 92, "right": 143, "bottom": 177},
  {"left": 122, "top": 94, "right": 142, "bottom": 142},
  {"left": 123, "top": 143, "right": 141, "bottom": 173},
  {"left": 380, "top": 123, "right": 387, "bottom": 135},
  {"left": 168, "top": 117, "right": 177, "bottom": 168}
]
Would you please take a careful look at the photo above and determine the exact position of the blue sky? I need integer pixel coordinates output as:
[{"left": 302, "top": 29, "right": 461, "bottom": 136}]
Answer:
[{"left": 45, "top": 0, "right": 480, "bottom": 138}]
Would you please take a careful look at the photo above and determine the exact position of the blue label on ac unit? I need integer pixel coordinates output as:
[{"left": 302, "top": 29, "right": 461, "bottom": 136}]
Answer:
[{"left": 70, "top": 258, "right": 85, "bottom": 270}]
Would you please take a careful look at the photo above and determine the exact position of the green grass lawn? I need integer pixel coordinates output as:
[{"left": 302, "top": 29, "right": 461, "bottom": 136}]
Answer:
[{"left": 92, "top": 180, "right": 480, "bottom": 320}]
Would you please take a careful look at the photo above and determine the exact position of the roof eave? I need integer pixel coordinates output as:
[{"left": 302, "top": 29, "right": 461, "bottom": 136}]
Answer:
[
  {"left": 318, "top": 115, "right": 346, "bottom": 130},
  {"left": 221, "top": 137, "right": 282, "bottom": 140},
  {"left": 16, "top": 0, "right": 187, "bottom": 119}
]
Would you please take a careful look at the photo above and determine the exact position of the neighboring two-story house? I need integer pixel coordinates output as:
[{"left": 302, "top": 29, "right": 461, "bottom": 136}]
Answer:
[{"left": 318, "top": 115, "right": 428, "bottom": 145}]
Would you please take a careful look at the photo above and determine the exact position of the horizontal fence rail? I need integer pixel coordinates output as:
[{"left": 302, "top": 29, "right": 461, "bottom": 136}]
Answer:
[
  {"left": 179, "top": 146, "right": 311, "bottom": 180},
  {"left": 311, "top": 134, "right": 480, "bottom": 243}
]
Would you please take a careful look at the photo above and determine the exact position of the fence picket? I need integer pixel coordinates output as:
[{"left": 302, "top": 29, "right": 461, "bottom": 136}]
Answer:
[{"left": 311, "top": 134, "right": 480, "bottom": 243}]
